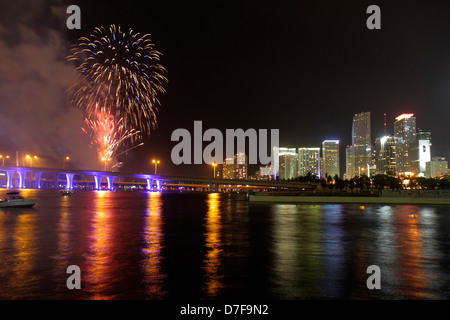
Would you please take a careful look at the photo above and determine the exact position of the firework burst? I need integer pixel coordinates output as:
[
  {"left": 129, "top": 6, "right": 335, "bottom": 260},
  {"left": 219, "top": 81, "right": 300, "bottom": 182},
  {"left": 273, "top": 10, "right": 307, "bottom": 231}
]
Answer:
[
  {"left": 82, "top": 109, "right": 141, "bottom": 166},
  {"left": 68, "top": 24, "right": 167, "bottom": 137}
]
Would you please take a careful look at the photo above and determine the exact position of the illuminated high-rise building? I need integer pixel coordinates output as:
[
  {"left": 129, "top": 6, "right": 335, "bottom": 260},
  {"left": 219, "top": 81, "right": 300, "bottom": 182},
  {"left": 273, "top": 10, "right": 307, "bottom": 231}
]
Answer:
[
  {"left": 426, "top": 157, "right": 448, "bottom": 178},
  {"left": 411, "top": 129, "right": 431, "bottom": 176},
  {"left": 351, "top": 111, "right": 372, "bottom": 176},
  {"left": 234, "top": 152, "right": 247, "bottom": 179},
  {"left": 375, "top": 136, "right": 396, "bottom": 175},
  {"left": 222, "top": 157, "right": 235, "bottom": 179},
  {"left": 322, "top": 140, "right": 340, "bottom": 178},
  {"left": 394, "top": 113, "right": 416, "bottom": 174},
  {"left": 297, "top": 147, "right": 320, "bottom": 177},
  {"left": 345, "top": 145, "right": 356, "bottom": 179},
  {"left": 277, "top": 147, "right": 298, "bottom": 180},
  {"left": 222, "top": 152, "right": 247, "bottom": 179}
]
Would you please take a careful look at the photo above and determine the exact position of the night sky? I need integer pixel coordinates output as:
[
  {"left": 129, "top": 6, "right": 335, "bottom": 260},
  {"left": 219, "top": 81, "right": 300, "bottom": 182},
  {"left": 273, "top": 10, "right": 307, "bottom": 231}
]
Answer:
[{"left": 1, "top": 0, "right": 450, "bottom": 176}]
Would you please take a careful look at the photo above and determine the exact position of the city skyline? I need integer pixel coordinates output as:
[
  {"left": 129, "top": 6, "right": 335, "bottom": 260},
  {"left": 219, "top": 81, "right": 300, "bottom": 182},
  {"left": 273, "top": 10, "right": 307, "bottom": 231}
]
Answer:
[{"left": 1, "top": 1, "right": 450, "bottom": 178}]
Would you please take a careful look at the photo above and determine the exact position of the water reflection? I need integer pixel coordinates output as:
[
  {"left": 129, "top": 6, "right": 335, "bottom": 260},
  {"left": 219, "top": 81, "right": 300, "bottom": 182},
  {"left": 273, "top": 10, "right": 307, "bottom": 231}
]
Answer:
[
  {"left": 54, "top": 195, "right": 72, "bottom": 279},
  {"left": 202, "top": 193, "right": 223, "bottom": 297},
  {"left": 320, "top": 205, "right": 345, "bottom": 298},
  {"left": 85, "top": 191, "right": 116, "bottom": 299},
  {"left": 394, "top": 206, "right": 426, "bottom": 298},
  {"left": 1, "top": 190, "right": 449, "bottom": 300},
  {"left": 272, "top": 204, "right": 322, "bottom": 299},
  {"left": 141, "top": 192, "right": 166, "bottom": 299},
  {"left": 10, "top": 212, "right": 38, "bottom": 298}
]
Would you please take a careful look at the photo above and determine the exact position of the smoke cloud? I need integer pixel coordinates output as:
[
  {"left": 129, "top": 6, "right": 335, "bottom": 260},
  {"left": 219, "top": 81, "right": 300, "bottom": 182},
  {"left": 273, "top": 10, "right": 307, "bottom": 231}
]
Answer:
[{"left": 0, "top": 0, "right": 98, "bottom": 169}]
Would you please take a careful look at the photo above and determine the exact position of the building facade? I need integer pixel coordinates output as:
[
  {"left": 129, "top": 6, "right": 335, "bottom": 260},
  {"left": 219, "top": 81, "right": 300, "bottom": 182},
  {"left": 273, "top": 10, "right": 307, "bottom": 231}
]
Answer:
[
  {"left": 411, "top": 130, "right": 431, "bottom": 176},
  {"left": 297, "top": 147, "right": 320, "bottom": 177},
  {"left": 322, "top": 140, "right": 340, "bottom": 178},
  {"left": 351, "top": 112, "right": 372, "bottom": 176},
  {"left": 426, "top": 157, "right": 448, "bottom": 178},
  {"left": 394, "top": 113, "right": 417, "bottom": 174},
  {"left": 278, "top": 148, "right": 298, "bottom": 180},
  {"left": 375, "top": 136, "right": 396, "bottom": 175},
  {"left": 222, "top": 152, "right": 247, "bottom": 179}
]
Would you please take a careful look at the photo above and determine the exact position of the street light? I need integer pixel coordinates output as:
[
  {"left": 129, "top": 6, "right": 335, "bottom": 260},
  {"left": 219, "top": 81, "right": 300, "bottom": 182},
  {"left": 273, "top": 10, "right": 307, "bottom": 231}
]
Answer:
[
  {"left": 63, "top": 156, "right": 70, "bottom": 169},
  {"left": 212, "top": 161, "right": 217, "bottom": 178},
  {"left": 101, "top": 157, "right": 109, "bottom": 171},
  {"left": 26, "top": 155, "right": 37, "bottom": 167},
  {"left": 0, "top": 155, "right": 9, "bottom": 166},
  {"left": 152, "top": 159, "right": 160, "bottom": 174}
]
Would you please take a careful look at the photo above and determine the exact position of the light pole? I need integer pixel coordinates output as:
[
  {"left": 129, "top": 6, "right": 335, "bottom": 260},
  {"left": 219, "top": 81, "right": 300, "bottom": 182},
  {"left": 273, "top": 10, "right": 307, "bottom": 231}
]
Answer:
[
  {"left": 26, "top": 155, "right": 37, "bottom": 167},
  {"left": 63, "top": 156, "right": 70, "bottom": 169},
  {"left": 212, "top": 161, "right": 217, "bottom": 178},
  {"left": 101, "top": 157, "right": 109, "bottom": 171},
  {"left": 152, "top": 159, "right": 160, "bottom": 174},
  {"left": 0, "top": 155, "right": 9, "bottom": 166}
]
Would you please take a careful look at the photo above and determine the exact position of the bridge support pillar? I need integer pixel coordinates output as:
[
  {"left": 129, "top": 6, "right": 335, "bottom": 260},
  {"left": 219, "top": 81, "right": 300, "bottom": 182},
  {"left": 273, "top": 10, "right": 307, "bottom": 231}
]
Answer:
[
  {"left": 17, "top": 170, "right": 25, "bottom": 189},
  {"left": 147, "top": 178, "right": 153, "bottom": 191},
  {"left": 34, "top": 172, "right": 42, "bottom": 189},
  {"left": 65, "top": 173, "right": 74, "bottom": 190},
  {"left": 210, "top": 183, "right": 219, "bottom": 192},
  {"left": 155, "top": 179, "right": 162, "bottom": 192},
  {"left": 54, "top": 173, "right": 60, "bottom": 189},
  {"left": 94, "top": 175, "right": 102, "bottom": 190},
  {"left": 6, "top": 170, "right": 14, "bottom": 189},
  {"left": 106, "top": 176, "right": 115, "bottom": 191}
]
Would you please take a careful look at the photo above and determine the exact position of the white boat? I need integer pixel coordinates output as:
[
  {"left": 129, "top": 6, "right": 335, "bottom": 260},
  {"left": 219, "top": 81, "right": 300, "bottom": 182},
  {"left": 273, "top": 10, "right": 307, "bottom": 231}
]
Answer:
[{"left": 0, "top": 191, "right": 38, "bottom": 208}]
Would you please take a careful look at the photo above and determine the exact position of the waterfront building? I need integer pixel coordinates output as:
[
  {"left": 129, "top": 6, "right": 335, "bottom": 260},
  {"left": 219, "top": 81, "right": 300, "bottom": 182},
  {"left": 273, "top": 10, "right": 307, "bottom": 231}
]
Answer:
[
  {"left": 394, "top": 113, "right": 417, "bottom": 174},
  {"left": 345, "top": 145, "right": 356, "bottom": 179},
  {"left": 278, "top": 147, "right": 298, "bottom": 180},
  {"left": 322, "top": 140, "right": 340, "bottom": 178},
  {"left": 297, "top": 147, "right": 320, "bottom": 177},
  {"left": 222, "top": 152, "right": 247, "bottom": 179},
  {"left": 426, "top": 157, "right": 448, "bottom": 178},
  {"left": 258, "top": 165, "right": 273, "bottom": 178},
  {"left": 375, "top": 136, "right": 396, "bottom": 175},
  {"left": 411, "top": 129, "right": 431, "bottom": 176},
  {"left": 222, "top": 157, "right": 235, "bottom": 179},
  {"left": 347, "top": 111, "right": 372, "bottom": 177}
]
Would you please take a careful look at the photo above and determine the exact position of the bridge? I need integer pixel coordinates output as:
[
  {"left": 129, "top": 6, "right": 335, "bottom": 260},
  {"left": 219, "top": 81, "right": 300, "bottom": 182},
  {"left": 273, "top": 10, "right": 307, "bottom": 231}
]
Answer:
[{"left": 0, "top": 166, "right": 319, "bottom": 192}]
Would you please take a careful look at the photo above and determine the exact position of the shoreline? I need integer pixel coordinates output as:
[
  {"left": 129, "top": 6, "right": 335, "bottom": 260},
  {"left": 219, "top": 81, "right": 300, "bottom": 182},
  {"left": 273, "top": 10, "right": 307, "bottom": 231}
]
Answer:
[{"left": 249, "top": 195, "right": 450, "bottom": 205}]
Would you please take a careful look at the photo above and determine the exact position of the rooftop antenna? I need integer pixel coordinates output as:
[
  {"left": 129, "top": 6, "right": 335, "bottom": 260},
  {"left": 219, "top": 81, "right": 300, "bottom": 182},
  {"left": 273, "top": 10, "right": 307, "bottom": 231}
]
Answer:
[{"left": 384, "top": 113, "right": 387, "bottom": 136}]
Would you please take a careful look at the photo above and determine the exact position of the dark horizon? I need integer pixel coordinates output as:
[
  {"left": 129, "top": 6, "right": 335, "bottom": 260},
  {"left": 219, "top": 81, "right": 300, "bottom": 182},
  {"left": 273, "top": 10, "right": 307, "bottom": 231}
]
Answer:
[{"left": 1, "top": 0, "right": 449, "bottom": 177}]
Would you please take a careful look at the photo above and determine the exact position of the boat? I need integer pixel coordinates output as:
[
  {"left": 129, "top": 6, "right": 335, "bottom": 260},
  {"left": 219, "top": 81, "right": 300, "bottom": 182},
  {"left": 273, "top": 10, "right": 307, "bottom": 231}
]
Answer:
[
  {"left": 0, "top": 191, "right": 39, "bottom": 208},
  {"left": 60, "top": 190, "right": 73, "bottom": 196}
]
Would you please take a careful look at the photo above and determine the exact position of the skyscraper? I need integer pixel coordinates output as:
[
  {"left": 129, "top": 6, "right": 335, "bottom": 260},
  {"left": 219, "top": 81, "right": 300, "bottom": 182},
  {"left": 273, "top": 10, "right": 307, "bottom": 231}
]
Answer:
[
  {"left": 297, "top": 147, "right": 320, "bottom": 177},
  {"left": 222, "top": 157, "right": 235, "bottom": 179},
  {"left": 394, "top": 113, "right": 416, "bottom": 174},
  {"left": 375, "top": 136, "right": 396, "bottom": 175},
  {"left": 411, "top": 129, "right": 431, "bottom": 176},
  {"left": 234, "top": 152, "right": 247, "bottom": 179},
  {"left": 345, "top": 145, "right": 356, "bottom": 179},
  {"left": 222, "top": 152, "right": 247, "bottom": 179},
  {"left": 322, "top": 140, "right": 340, "bottom": 178},
  {"left": 278, "top": 148, "right": 298, "bottom": 180},
  {"left": 351, "top": 111, "right": 372, "bottom": 176}
]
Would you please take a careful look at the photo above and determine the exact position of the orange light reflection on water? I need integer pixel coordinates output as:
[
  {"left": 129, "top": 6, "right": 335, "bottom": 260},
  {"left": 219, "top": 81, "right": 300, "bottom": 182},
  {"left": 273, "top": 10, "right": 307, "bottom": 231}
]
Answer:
[
  {"left": 202, "top": 193, "right": 223, "bottom": 297},
  {"left": 84, "top": 190, "right": 116, "bottom": 299},
  {"left": 11, "top": 212, "right": 38, "bottom": 298},
  {"left": 395, "top": 206, "right": 426, "bottom": 298},
  {"left": 141, "top": 191, "right": 166, "bottom": 299}
]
